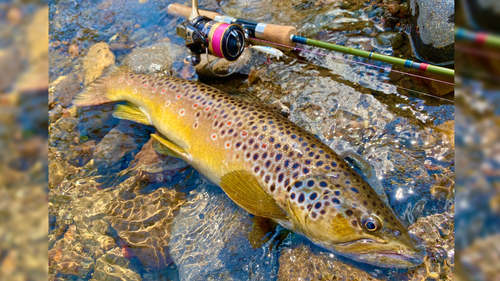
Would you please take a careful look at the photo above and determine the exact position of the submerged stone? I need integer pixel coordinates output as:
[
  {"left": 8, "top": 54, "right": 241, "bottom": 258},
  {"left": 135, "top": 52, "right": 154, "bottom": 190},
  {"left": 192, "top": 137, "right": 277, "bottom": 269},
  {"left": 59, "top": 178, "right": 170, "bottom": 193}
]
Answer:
[{"left": 376, "top": 31, "right": 404, "bottom": 50}]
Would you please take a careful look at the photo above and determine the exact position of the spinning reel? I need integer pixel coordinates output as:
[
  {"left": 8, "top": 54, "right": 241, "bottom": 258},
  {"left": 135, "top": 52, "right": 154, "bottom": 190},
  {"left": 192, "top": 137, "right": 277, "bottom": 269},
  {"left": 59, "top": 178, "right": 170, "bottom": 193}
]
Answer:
[{"left": 176, "top": 0, "right": 246, "bottom": 66}]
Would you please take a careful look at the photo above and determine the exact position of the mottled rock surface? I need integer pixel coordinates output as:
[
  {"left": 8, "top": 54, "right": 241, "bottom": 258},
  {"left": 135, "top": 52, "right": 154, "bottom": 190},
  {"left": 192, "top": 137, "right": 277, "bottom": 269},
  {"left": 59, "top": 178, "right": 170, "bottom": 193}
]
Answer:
[{"left": 83, "top": 42, "right": 116, "bottom": 85}]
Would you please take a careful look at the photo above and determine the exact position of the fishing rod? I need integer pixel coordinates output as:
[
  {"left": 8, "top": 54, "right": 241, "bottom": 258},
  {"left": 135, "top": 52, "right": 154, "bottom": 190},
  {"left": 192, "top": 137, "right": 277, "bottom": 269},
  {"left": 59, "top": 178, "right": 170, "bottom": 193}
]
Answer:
[
  {"left": 455, "top": 27, "right": 500, "bottom": 49},
  {"left": 167, "top": 2, "right": 455, "bottom": 78}
]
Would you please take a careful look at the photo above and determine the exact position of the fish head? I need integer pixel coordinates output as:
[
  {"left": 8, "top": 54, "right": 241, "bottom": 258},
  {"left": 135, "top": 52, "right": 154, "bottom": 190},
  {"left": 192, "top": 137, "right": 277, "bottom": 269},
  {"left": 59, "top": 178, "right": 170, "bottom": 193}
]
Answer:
[{"left": 287, "top": 173, "right": 426, "bottom": 268}]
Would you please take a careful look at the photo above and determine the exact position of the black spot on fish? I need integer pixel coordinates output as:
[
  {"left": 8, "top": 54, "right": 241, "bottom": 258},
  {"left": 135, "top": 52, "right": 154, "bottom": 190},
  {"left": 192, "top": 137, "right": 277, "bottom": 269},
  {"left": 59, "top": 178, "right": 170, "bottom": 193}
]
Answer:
[
  {"left": 310, "top": 193, "right": 318, "bottom": 200},
  {"left": 262, "top": 152, "right": 268, "bottom": 159},
  {"left": 291, "top": 193, "right": 296, "bottom": 200},
  {"left": 295, "top": 181, "right": 303, "bottom": 188},
  {"left": 298, "top": 193, "right": 305, "bottom": 203},
  {"left": 332, "top": 198, "right": 340, "bottom": 204},
  {"left": 311, "top": 212, "right": 317, "bottom": 219},
  {"left": 284, "top": 160, "right": 290, "bottom": 168},
  {"left": 270, "top": 183, "right": 276, "bottom": 192},
  {"left": 346, "top": 210, "right": 353, "bottom": 216},
  {"left": 292, "top": 163, "right": 300, "bottom": 169},
  {"left": 351, "top": 187, "right": 359, "bottom": 193},
  {"left": 319, "top": 181, "right": 327, "bottom": 187},
  {"left": 352, "top": 220, "right": 358, "bottom": 226},
  {"left": 303, "top": 168, "right": 310, "bottom": 174},
  {"left": 278, "top": 173, "right": 284, "bottom": 183},
  {"left": 320, "top": 210, "right": 326, "bottom": 215},
  {"left": 276, "top": 154, "right": 283, "bottom": 161},
  {"left": 254, "top": 166, "right": 260, "bottom": 173},
  {"left": 307, "top": 180, "right": 315, "bottom": 187},
  {"left": 284, "top": 179, "right": 290, "bottom": 188},
  {"left": 315, "top": 202, "right": 322, "bottom": 209}
]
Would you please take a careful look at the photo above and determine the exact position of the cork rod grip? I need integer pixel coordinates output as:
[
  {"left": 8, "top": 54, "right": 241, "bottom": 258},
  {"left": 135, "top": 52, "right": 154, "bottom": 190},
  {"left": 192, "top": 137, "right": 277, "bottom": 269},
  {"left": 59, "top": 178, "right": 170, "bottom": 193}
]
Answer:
[
  {"left": 261, "top": 24, "right": 297, "bottom": 47},
  {"left": 167, "top": 3, "right": 221, "bottom": 19}
]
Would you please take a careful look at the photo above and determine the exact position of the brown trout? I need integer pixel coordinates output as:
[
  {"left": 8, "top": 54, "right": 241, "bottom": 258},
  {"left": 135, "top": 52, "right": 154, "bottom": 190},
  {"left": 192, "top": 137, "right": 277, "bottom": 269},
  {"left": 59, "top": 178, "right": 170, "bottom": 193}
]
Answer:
[{"left": 74, "top": 67, "right": 426, "bottom": 268}]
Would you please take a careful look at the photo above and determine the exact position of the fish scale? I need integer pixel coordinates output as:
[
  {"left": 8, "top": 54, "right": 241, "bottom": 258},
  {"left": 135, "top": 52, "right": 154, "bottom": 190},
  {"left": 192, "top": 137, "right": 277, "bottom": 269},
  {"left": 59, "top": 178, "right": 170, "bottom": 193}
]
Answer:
[{"left": 74, "top": 66, "right": 426, "bottom": 268}]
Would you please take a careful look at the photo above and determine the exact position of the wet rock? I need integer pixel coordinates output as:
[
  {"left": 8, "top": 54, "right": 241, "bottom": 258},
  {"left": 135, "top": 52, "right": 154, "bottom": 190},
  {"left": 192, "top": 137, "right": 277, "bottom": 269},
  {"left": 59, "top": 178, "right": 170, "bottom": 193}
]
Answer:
[
  {"left": 408, "top": 211, "right": 454, "bottom": 280},
  {"left": 49, "top": 74, "right": 81, "bottom": 109},
  {"left": 340, "top": 2, "right": 351, "bottom": 9},
  {"left": 92, "top": 248, "right": 142, "bottom": 281},
  {"left": 409, "top": 0, "right": 454, "bottom": 64},
  {"left": 131, "top": 138, "right": 188, "bottom": 174},
  {"left": 170, "top": 182, "right": 279, "bottom": 280},
  {"left": 278, "top": 244, "right": 383, "bottom": 280},
  {"left": 68, "top": 43, "right": 79, "bottom": 58},
  {"left": 67, "top": 140, "right": 97, "bottom": 167},
  {"left": 83, "top": 42, "right": 116, "bottom": 85},
  {"left": 49, "top": 104, "right": 64, "bottom": 124},
  {"left": 49, "top": 233, "right": 94, "bottom": 278},
  {"left": 121, "top": 42, "right": 187, "bottom": 76},
  {"left": 71, "top": 175, "right": 185, "bottom": 272},
  {"left": 92, "top": 120, "right": 153, "bottom": 174},
  {"left": 49, "top": 116, "right": 80, "bottom": 152},
  {"left": 376, "top": 31, "right": 404, "bottom": 50}
]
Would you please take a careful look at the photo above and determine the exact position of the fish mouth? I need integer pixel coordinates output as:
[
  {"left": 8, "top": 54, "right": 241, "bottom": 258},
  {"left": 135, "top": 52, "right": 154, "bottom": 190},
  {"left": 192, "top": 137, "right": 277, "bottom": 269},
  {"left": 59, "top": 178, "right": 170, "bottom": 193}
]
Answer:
[{"left": 333, "top": 238, "right": 426, "bottom": 268}]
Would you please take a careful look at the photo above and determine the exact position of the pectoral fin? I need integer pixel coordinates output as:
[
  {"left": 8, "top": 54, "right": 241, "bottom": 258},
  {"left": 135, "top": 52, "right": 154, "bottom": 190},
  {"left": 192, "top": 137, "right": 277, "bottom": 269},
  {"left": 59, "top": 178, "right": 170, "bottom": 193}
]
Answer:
[
  {"left": 113, "top": 103, "right": 151, "bottom": 125},
  {"left": 150, "top": 133, "right": 188, "bottom": 161},
  {"left": 220, "top": 170, "right": 288, "bottom": 220}
]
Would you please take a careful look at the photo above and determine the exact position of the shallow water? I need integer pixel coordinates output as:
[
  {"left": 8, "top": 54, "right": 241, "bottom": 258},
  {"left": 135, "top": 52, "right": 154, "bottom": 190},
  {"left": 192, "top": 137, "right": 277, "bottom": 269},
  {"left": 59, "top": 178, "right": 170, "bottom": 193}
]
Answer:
[{"left": 49, "top": 0, "right": 454, "bottom": 280}]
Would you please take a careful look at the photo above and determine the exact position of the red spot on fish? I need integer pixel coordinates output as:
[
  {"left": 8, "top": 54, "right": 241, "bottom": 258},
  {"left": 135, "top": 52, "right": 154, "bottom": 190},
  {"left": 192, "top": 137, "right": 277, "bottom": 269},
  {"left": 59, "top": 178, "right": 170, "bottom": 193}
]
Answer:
[
  {"left": 212, "top": 134, "right": 217, "bottom": 140},
  {"left": 176, "top": 94, "right": 181, "bottom": 99},
  {"left": 193, "top": 123, "right": 198, "bottom": 128},
  {"left": 143, "top": 83, "right": 148, "bottom": 88},
  {"left": 161, "top": 88, "right": 166, "bottom": 93},
  {"left": 214, "top": 114, "right": 218, "bottom": 119},
  {"left": 227, "top": 121, "right": 233, "bottom": 126},
  {"left": 165, "top": 101, "right": 171, "bottom": 106},
  {"left": 262, "top": 143, "right": 268, "bottom": 148},
  {"left": 225, "top": 142, "right": 231, "bottom": 148},
  {"left": 179, "top": 109, "right": 185, "bottom": 116},
  {"left": 193, "top": 104, "right": 199, "bottom": 108},
  {"left": 152, "top": 88, "right": 157, "bottom": 93},
  {"left": 128, "top": 80, "right": 132, "bottom": 84},
  {"left": 205, "top": 107, "right": 210, "bottom": 112},
  {"left": 242, "top": 131, "right": 248, "bottom": 137},
  {"left": 132, "top": 89, "right": 137, "bottom": 94},
  {"left": 118, "top": 78, "right": 124, "bottom": 83}
]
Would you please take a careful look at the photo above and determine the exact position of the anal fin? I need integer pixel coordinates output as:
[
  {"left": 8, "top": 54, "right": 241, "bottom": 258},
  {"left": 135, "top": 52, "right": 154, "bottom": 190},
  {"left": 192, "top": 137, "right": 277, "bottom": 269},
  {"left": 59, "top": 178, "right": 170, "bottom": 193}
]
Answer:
[
  {"left": 113, "top": 103, "right": 151, "bottom": 125},
  {"left": 150, "top": 133, "right": 188, "bottom": 161},
  {"left": 220, "top": 170, "right": 288, "bottom": 220}
]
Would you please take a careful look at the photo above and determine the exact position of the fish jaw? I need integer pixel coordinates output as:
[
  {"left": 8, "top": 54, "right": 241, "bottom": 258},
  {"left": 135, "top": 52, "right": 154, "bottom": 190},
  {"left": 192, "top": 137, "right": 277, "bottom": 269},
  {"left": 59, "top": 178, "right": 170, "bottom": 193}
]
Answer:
[{"left": 330, "top": 234, "right": 426, "bottom": 268}]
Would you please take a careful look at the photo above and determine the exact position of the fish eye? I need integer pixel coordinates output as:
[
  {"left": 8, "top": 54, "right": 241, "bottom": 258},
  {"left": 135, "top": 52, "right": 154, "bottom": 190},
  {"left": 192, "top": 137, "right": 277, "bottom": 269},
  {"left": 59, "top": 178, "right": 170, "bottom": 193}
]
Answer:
[{"left": 362, "top": 216, "right": 381, "bottom": 232}]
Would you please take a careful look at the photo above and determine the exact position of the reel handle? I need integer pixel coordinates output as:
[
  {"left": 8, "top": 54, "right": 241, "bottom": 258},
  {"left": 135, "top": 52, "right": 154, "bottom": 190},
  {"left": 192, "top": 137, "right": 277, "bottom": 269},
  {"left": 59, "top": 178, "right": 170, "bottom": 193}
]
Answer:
[{"left": 167, "top": 3, "right": 297, "bottom": 48}]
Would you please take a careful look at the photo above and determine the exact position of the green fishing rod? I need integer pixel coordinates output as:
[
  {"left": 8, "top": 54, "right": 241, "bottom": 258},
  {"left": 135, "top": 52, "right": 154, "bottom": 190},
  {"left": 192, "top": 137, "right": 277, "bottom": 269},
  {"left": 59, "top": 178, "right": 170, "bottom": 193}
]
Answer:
[
  {"left": 290, "top": 35, "right": 454, "bottom": 78},
  {"left": 167, "top": 3, "right": 455, "bottom": 78}
]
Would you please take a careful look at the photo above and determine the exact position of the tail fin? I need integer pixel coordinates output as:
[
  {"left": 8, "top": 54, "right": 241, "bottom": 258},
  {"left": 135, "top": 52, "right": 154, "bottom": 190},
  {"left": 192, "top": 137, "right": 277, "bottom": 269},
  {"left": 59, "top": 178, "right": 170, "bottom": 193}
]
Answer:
[{"left": 73, "top": 65, "right": 128, "bottom": 106}]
